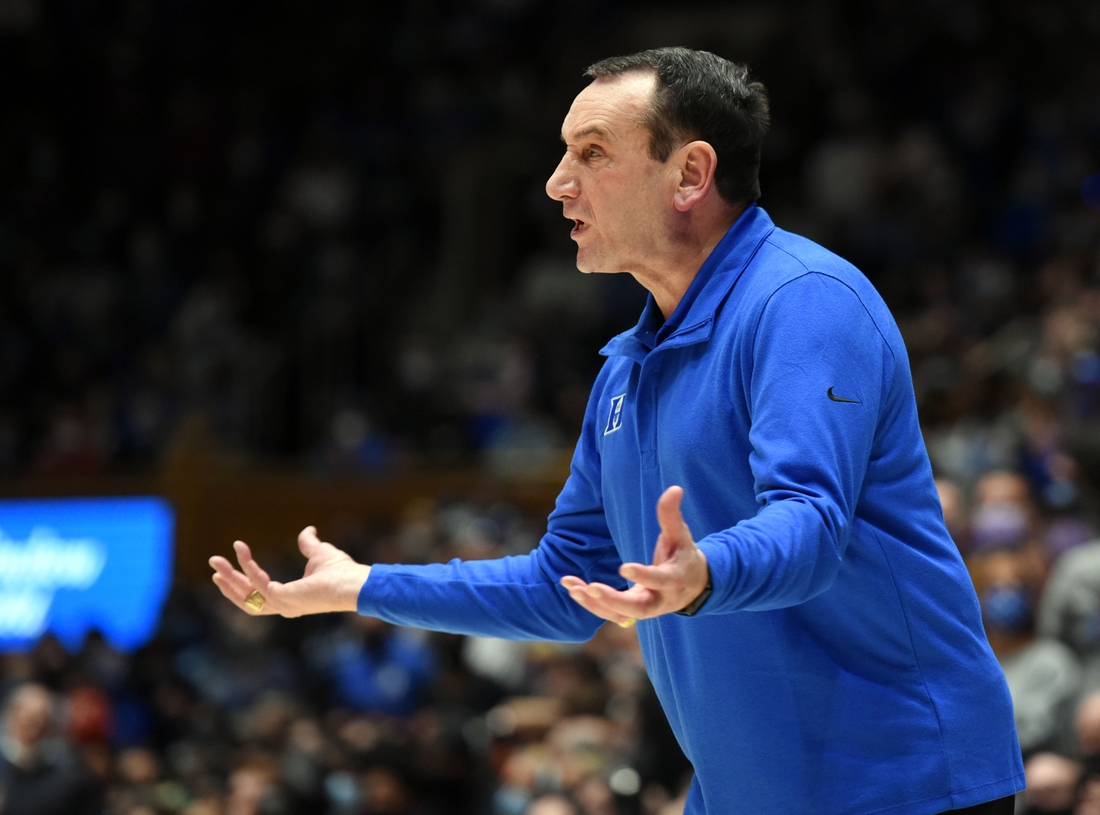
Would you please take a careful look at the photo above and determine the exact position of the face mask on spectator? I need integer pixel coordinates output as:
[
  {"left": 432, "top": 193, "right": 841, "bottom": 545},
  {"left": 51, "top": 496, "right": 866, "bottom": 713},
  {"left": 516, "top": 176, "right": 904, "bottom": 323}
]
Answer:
[
  {"left": 980, "top": 584, "right": 1033, "bottom": 635},
  {"left": 492, "top": 785, "right": 531, "bottom": 815}
]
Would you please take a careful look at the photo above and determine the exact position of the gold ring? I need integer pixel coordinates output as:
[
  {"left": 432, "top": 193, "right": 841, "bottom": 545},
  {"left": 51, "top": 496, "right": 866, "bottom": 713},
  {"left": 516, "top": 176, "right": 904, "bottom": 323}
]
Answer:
[
  {"left": 616, "top": 617, "right": 637, "bottom": 629},
  {"left": 244, "top": 590, "right": 266, "bottom": 613}
]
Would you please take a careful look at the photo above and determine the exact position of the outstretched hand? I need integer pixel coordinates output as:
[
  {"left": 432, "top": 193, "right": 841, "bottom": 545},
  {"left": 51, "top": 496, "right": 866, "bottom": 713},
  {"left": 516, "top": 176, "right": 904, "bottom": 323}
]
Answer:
[
  {"left": 561, "top": 485, "right": 709, "bottom": 626},
  {"left": 209, "top": 526, "right": 371, "bottom": 617}
]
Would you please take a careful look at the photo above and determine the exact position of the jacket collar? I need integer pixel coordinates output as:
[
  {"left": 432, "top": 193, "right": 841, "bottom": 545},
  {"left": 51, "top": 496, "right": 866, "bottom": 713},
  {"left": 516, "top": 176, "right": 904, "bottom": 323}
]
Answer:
[{"left": 600, "top": 204, "right": 775, "bottom": 363}]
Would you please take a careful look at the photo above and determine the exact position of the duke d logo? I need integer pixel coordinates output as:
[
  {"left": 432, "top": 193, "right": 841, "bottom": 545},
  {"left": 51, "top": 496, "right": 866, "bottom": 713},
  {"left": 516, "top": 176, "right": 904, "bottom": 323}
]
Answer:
[{"left": 604, "top": 394, "right": 626, "bottom": 435}]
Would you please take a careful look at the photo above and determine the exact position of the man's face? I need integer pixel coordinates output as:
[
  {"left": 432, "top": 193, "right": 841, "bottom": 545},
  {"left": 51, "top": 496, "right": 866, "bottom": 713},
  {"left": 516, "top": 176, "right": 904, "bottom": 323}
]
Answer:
[
  {"left": 6, "top": 686, "right": 52, "bottom": 746},
  {"left": 546, "top": 72, "right": 677, "bottom": 274}
]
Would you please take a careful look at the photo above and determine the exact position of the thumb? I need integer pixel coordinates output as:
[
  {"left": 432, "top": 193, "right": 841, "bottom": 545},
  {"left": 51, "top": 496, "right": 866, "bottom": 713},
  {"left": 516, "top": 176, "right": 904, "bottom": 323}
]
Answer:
[
  {"left": 655, "top": 485, "right": 692, "bottom": 559},
  {"left": 656, "top": 486, "right": 688, "bottom": 537},
  {"left": 298, "top": 526, "right": 323, "bottom": 559}
]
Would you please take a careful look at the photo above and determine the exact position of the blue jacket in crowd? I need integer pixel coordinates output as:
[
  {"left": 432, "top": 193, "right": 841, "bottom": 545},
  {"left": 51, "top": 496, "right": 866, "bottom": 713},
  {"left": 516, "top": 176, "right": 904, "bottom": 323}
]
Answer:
[{"left": 359, "top": 204, "right": 1025, "bottom": 814}]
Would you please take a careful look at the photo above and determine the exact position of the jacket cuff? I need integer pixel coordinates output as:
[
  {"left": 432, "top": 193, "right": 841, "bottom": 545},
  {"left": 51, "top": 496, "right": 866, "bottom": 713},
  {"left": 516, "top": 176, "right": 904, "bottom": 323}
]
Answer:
[
  {"left": 356, "top": 563, "right": 394, "bottom": 616},
  {"left": 694, "top": 536, "right": 736, "bottom": 615}
]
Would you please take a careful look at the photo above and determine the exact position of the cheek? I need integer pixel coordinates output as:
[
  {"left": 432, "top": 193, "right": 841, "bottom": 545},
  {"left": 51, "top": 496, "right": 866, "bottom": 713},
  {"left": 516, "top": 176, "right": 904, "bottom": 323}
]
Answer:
[
  {"left": 616, "top": 190, "right": 663, "bottom": 235},
  {"left": 589, "top": 168, "right": 664, "bottom": 237},
  {"left": 600, "top": 183, "right": 647, "bottom": 221},
  {"left": 620, "top": 170, "right": 665, "bottom": 214}
]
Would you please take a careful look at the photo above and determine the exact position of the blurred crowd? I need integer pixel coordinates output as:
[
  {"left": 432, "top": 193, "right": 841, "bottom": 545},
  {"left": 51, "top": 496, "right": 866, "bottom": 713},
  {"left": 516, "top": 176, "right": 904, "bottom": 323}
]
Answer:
[
  {"left": 939, "top": 468, "right": 1089, "bottom": 813},
  {"left": 1, "top": 0, "right": 1096, "bottom": 478},
  {"left": 12, "top": 474, "right": 1100, "bottom": 815},
  {"left": 0, "top": 497, "right": 691, "bottom": 815},
  {"left": 3, "top": 0, "right": 1100, "bottom": 813},
  {"left": 0, "top": 0, "right": 649, "bottom": 476}
]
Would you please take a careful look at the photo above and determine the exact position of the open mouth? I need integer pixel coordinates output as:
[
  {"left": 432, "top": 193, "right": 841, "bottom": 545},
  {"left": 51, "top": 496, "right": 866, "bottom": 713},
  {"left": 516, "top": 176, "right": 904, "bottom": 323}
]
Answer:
[{"left": 571, "top": 218, "right": 587, "bottom": 237}]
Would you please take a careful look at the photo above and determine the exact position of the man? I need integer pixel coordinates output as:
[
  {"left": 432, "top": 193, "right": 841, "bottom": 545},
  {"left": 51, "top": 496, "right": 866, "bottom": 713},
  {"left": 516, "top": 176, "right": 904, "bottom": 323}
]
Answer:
[
  {"left": 0, "top": 683, "right": 103, "bottom": 815},
  {"left": 211, "top": 48, "right": 1024, "bottom": 814}
]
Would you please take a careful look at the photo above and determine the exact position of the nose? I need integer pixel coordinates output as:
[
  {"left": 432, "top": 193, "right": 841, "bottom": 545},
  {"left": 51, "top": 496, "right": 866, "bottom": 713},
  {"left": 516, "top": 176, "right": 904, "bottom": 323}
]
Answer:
[{"left": 545, "top": 154, "right": 578, "bottom": 201}]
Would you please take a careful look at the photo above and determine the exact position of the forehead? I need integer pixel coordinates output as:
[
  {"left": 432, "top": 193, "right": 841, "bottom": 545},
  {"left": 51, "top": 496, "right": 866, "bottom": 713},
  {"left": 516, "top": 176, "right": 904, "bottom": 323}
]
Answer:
[
  {"left": 12, "top": 688, "right": 51, "bottom": 715},
  {"left": 560, "top": 71, "right": 657, "bottom": 144}
]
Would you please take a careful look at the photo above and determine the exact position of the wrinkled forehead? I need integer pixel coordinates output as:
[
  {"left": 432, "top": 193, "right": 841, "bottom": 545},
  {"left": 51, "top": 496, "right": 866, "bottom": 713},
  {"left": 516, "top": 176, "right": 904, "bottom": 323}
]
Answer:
[{"left": 560, "top": 70, "right": 658, "bottom": 143}]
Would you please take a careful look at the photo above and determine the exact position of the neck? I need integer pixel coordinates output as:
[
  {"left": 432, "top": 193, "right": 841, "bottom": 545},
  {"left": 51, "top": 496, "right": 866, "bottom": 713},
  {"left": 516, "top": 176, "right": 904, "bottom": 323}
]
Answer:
[{"left": 635, "top": 203, "right": 747, "bottom": 319}]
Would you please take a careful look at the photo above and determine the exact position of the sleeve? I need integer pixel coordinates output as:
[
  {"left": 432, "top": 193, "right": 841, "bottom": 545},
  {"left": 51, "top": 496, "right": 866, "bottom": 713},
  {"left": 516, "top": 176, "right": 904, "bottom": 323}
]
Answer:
[
  {"left": 694, "top": 272, "right": 893, "bottom": 614},
  {"left": 357, "top": 371, "right": 626, "bottom": 642}
]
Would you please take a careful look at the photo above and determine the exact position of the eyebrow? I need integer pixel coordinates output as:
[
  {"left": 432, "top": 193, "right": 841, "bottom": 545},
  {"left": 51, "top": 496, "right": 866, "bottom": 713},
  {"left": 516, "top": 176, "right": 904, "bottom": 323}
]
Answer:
[{"left": 560, "top": 125, "right": 612, "bottom": 144}]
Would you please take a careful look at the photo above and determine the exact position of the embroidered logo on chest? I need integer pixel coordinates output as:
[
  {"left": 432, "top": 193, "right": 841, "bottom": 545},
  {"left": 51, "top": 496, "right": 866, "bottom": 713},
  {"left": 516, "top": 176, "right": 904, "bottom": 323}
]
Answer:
[{"left": 604, "top": 394, "right": 626, "bottom": 435}]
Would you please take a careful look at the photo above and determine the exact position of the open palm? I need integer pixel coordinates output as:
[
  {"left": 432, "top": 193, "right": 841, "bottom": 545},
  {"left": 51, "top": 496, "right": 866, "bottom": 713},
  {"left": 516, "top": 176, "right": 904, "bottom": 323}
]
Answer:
[
  {"left": 560, "top": 485, "right": 710, "bottom": 625},
  {"left": 210, "top": 526, "right": 371, "bottom": 617}
]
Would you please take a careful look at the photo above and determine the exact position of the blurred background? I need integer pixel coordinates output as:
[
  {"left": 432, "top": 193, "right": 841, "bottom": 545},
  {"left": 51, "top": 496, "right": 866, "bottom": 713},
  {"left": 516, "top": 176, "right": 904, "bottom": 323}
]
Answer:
[{"left": 0, "top": 0, "right": 1099, "bottom": 813}]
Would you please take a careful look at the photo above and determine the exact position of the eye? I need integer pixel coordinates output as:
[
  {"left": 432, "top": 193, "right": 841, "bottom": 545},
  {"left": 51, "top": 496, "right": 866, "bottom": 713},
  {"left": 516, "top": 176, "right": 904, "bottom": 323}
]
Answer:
[{"left": 585, "top": 147, "right": 602, "bottom": 160}]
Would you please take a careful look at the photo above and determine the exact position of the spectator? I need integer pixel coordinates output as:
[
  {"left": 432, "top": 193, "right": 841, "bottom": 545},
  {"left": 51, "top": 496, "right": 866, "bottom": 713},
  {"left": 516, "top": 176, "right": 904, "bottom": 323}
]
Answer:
[
  {"left": 0, "top": 683, "right": 103, "bottom": 815},
  {"left": 306, "top": 617, "right": 436, "bottom": 717},
  {"left": 527, "top": 793, "right": 579, "bottom": 815},
  {"left": 1021, "top": 751, "right": 1079, "bottom": 814},
  {"left": 970, "top": 550, "right": 1081, "bottom": 755},
  {"left": 1038, "top": 541, "right": 1100, "bottom": 691}
]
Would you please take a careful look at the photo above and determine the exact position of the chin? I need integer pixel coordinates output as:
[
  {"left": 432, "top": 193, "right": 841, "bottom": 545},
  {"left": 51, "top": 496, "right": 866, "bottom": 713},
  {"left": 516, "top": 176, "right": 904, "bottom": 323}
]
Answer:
[
  {"left": 574, "top": 249, "right": 595, "bottom": 274},
  {"left": 574, "top": 245, "right": 628, "bottom": 275}
]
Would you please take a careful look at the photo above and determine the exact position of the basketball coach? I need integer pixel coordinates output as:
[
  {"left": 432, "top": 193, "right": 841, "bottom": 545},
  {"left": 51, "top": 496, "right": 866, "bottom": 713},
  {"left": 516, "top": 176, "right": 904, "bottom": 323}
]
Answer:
[{"left": 212, "top": 47, "right": 1025, "bottom": 815}]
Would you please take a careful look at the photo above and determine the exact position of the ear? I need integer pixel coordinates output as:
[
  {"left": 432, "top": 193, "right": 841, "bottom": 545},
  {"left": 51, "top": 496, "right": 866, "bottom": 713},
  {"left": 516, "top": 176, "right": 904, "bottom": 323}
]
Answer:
[{"left": 672, "top": 141, "right": 718, "bottom": 212}]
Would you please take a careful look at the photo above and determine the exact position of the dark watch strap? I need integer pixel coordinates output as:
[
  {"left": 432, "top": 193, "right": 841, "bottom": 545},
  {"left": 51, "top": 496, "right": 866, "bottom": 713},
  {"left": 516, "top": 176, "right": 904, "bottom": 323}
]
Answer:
[{"left": 675, "top": 571, "right": 713, "bottom": 617}]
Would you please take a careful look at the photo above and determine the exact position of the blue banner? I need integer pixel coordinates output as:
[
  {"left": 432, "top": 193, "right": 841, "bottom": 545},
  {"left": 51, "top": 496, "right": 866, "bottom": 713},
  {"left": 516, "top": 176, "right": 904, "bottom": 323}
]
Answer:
[{"left": 0, "top": 496, "right": 174, "bottom": 653}]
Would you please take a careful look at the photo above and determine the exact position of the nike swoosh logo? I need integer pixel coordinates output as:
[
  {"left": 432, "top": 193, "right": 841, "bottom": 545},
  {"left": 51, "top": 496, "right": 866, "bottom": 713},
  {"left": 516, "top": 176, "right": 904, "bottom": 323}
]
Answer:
[{"left": 827, "top": 387, "right": 860, "bottom": 404}]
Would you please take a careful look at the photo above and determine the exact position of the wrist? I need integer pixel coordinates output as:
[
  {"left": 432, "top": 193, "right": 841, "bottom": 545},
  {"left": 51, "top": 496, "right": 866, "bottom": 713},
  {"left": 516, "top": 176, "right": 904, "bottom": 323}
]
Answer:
[
  {"left": 338, "top": 563, "right": 372, "bottom": 613},
  {"left": 675, "top": 561, "right": 712, "bottom": 617}
]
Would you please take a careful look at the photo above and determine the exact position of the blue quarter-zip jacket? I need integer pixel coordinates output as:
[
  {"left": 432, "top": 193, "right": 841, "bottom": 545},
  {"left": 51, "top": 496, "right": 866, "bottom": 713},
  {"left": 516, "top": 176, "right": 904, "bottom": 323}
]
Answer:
[{"left": 359, "top": 205, "right": 1025, "bottom": 814}]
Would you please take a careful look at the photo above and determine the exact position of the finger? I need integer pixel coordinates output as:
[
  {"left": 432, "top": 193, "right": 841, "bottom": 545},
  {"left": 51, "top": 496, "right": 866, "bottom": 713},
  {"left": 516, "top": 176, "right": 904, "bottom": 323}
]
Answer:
[
  {"left": 561, "top": 577, "right": 594, "bottom": 609},
  {"left": 562, "top": 579, "right": 635, "bottom": 624},
  {"left": 620, "top": 561, "right": 679, "bottom": 590},
  {"left": 579, "top": 582, "right": 658, "bottom": 620},
  {"left": 562, "top": 575, "right": 656, "bottom": 621},
  {"left": 234, "top": 540, "right": 273, "bottom": 592},
  {"left": 212, "top": 551, "right": 280, "bottom": 616},
  {"left": 210, "top": 555, "right": 257, "bottom": 598},
  {"left": 211, "top": 567, "right": 277, "bottom": 615},
  {"left": 560, "top": 576, "right": 588, "bottom": 592},
  {"left": 566, "top": 591, "right": 638, "bottom": 626},
  {"left": 212, "top": 573, "right": 266, "bottom": 615}
]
